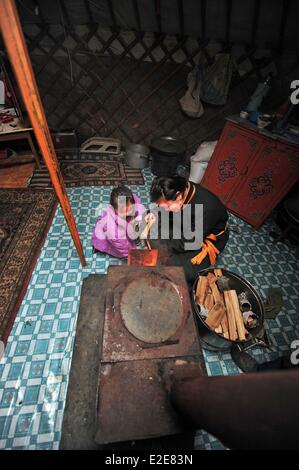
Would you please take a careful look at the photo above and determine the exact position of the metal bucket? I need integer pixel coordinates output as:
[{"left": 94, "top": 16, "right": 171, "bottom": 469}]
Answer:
[
  {"left": 150, "top": 136, "right": 186, "bottom": 176},
  {"left": 125, "top": 143, "right": 149, "bottom": 169},
  {"left": 192, "top": 268, "right": 265, "bottom": 351}
]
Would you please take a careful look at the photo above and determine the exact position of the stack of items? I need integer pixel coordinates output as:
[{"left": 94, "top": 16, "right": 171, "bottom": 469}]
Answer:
[{"left": 195, "top": 269, "right": 257, "bottom": 342}]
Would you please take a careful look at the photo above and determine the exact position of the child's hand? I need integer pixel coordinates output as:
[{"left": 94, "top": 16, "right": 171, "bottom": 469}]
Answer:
[{"left": 144, "top": 212, "right": 156, "bottom": 225}]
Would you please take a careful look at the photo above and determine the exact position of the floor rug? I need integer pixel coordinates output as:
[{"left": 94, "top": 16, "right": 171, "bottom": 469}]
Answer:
[
  {"left": 0, "top": 189, "right": 57, "bottom": 343},
  {"left": 29, "top": 151, "right": 145, "bottom": 188}
]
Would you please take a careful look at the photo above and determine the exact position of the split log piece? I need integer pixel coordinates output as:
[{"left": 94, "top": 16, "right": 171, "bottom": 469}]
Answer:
[
  {"left": 214, "top": 268, "right": 223, "bottom": 277},
  {"left": 220, "top": 312, "right": 229, "bottom": 339},
  {"left": 205, "top": 301, "right": 226, "bottom": 329},
  {"left": 195, "top": 276, "right": 208, "bottom": 305},
  {"left": 204, "top": 292, "right": 214, "bottom": 311},
  {"left": 206, "top": 272, "right": 217, "bottom": 285},
  {"left": 210, "top": 282, "right": 223, "bottom": 304},
  {"left": 228, "top": 290, "right": 247, "bottom": 341},
  {"left": 215, "top": 324, "right": 223, "bottom": 334},
  {"left": 224, "top": 291, "right": 238, "bottom": 341}
]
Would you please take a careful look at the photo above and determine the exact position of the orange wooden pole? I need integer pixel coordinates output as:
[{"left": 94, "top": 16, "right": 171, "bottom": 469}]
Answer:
[{"left": 0, "top": 0, "right": 86, "bottom": 266}]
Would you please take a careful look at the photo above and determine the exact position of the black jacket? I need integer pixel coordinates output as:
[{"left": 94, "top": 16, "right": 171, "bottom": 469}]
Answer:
[{"left": 168, "top": 182, "right": 228, "bottom": 253}]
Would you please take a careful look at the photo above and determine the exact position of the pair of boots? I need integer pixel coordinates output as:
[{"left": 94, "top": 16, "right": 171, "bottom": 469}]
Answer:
[{"left": 231, "top": 345, "right": 296, "bottom": 373}]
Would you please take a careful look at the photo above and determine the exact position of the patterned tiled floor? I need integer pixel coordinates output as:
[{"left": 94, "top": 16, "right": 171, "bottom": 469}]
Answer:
[{"left": 0, "top": 167, "right": 298, "bottom": 450}]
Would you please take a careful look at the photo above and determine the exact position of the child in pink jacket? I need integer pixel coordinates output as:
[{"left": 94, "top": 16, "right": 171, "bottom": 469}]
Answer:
[{"left": 92, "top": 185, "right": 146, "bottom": 258}]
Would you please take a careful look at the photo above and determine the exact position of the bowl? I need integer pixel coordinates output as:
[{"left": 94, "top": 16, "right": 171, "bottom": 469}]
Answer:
[{"left": 257, "top": 114, "right": 272, "bottom": 129}]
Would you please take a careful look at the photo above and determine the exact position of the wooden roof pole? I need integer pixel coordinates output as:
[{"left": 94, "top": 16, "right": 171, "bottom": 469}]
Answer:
[{"left": 0, "top": 0, "right": 86, "bottom": 267}]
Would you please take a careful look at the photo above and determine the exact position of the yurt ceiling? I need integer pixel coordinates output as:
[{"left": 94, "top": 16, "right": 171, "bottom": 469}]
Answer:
[{"left": 2, "top": 0, "right": 299, "bottom": 151}]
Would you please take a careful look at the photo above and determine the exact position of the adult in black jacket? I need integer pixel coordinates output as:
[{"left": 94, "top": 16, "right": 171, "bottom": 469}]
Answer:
[{"left": 147, "top": 176, "right": 229, "bottom": 283}]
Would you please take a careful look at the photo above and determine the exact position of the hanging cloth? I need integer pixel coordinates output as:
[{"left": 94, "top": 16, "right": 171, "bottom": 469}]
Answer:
[
  {"left": 179, "top": 55, "right": 205, "bottom": 119},
  {"left": 201, "top": 53, "right": 234, "bottom": 106}
]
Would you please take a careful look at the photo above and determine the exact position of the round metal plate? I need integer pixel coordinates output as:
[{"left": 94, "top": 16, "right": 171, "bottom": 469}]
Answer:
[
  {"left": 120, "top": 274, "right": 183, "bottom": 343},
  {"left": 150, "top": 136, "right": 186, "bottom": 155}
]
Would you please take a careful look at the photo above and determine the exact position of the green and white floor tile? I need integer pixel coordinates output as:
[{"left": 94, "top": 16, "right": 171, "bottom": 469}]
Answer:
[{"left": 0, "top": 167, "right": 298, "bottom": 450}]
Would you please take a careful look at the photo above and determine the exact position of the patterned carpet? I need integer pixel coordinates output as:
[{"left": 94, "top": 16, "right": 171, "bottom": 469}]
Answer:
[
  {"left": 0, "top": 189, "right": 57, "bottom": 344},
  {"left": 0, "top": 168, "right": 298, "bottom": 450},
  {"left": 29, "top": 152, "right": 144, "bottom": 188}
]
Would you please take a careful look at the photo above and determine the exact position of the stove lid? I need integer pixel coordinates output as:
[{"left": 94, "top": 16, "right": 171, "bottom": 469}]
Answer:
[
  {"left": 120, "top": 273, "right": 183, "bottom": 344},
  {"left": 150, "top": 136, "right": 186, "bottom": 155}
]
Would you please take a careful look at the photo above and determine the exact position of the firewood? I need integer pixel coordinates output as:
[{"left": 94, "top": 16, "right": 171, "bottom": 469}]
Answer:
[
  {"left": 228, "top": 290, "right": 247, "bottom": 341},
  {"left": 224, "top": 290, "right": 246, "bottom": 341},
  {"left": 206, "top": 272, "right": 217, "bottom": 285},
  {"left": 210, "top": 282, "right": 223, "bottom": 304},
  {"left": 215, "top": 324, "right": 223, "bottom": 334},
  {"left": 205, "top": 301, "right": 226, "bottom": 329},
  {"left": 214, "top": 268, "right": 223, "bottom": 277},
  {"left": 195, "top": 276, "right": 208, "bottom": 305},
  {"left": 224, "top": 291, "right": 238, "bottom": 341},
  {"left": 204, "top": 292, "right": 214, "bottom": 311},
  {"left": 220, "top": 312, "right": 229, "bottom": 339}
]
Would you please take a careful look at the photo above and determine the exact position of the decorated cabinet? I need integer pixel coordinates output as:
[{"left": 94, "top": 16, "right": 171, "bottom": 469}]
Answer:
[{"left": 200, "top": 117, "right": 299, "bottom": 228}]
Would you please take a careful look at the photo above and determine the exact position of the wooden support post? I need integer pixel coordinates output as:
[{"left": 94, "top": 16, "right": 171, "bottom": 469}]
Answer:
[{"left": 0, "top": 0, "right": 87, "bottom": 267}]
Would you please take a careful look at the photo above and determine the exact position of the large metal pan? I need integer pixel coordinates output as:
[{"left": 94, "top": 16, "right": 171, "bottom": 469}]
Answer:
[{"left": 192, "top": 268, "right": 265, "bottom": 351}]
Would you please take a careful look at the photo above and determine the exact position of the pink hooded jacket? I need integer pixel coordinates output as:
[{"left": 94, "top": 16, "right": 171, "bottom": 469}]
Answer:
[{"left": 92, "top": 194, "right": 146, "bottom": 258}]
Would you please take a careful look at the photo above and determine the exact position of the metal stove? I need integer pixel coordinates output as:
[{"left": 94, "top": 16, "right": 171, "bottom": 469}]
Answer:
[{"left": 95, "top": 266, "right": 205, "bottom": 444}]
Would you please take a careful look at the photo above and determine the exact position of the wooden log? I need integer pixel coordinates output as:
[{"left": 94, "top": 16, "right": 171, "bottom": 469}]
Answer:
[
  {"left": 215, "top": 324, "right": 223, "bottom": 334},
  {"left": 210, "top": 282, "right": 223, "bottom": 304},
  {"left": 228, "top": 290, "right": 247, "bottom": 341},
  {"left": 205, "top": 301, "right": 226, "bottom": 329},
  {"left": 220, "top": 312, "right": 229, "bottom": 339},
  {"left": 204, "top": 292, "right": 214, "bottom": 311},
  {"left": 224, "top": 290, "right": 246, "bottom": 341},
  {"left": 206, "top": 272, "right": 217, "bottom": 285},
  {"left": 195, "top": 276, "right": 208, "bottom": 305},
  {"left": 214, "top": 268, "right": 223, "bottom": 277},
  {"left": 224, "top": 291, "right": 238, "bottom": 341}
]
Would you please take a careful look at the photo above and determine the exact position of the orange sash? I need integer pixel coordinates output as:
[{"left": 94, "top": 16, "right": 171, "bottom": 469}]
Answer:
[
  {"left": 180, "top": 182, "right": 195, "bottom": 208},
  {"left": 180, "top": 182, "right": 227, "bottom": 266},
  {"left": 190, "top": 229, "right": 226, "bottom": 266}
]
